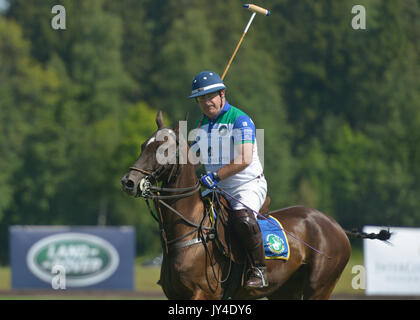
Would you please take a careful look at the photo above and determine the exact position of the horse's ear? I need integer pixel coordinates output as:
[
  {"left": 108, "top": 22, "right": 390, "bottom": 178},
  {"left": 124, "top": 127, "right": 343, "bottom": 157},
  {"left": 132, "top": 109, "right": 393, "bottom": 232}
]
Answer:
[
  {"left": 173, "top": 122, "right": 180, "bottom": 136},
  {"left": 156, "top": 110, "right": 166, "bottom": 129}
]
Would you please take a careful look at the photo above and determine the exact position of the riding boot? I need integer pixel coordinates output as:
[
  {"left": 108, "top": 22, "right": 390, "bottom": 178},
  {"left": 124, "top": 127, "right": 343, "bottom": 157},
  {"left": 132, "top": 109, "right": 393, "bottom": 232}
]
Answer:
[{"left": 231, "top": 209, "right": 268, "bottom": 289}]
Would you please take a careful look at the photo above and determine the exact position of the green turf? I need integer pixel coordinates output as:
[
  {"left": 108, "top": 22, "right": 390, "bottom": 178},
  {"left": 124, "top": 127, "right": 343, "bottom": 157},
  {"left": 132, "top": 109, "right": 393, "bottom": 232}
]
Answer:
[
  {"left": 0, "top": 263, "right": 163, "bottom": 300},
  {"left": 135, "top": 264, "right": 161, "bottom": 292},
  {"left": 0, "top": 266, "right": 10, "bottom": 290},
  {"left": 0, "top": 249, "right": 364, "bottom": 299},
  {"left": 332, "top": 247, "right": 365, "bottom": 295}
]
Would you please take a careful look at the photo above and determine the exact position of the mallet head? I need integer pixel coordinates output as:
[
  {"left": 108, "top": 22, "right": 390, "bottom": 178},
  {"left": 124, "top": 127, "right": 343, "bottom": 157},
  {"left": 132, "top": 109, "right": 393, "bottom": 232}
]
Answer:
[{"left": 243, "top": 4, "right": 271, "bottom": 16}]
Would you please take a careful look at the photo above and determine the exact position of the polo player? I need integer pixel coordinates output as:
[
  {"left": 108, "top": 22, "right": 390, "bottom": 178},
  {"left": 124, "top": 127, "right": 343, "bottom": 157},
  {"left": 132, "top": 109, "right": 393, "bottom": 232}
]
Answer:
[{"left": 189, "top": 70, "right": 268, "bottom": 289}]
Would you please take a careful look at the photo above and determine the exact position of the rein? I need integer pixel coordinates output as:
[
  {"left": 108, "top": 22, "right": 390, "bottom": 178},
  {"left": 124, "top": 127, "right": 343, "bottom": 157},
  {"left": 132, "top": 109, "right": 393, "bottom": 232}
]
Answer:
[
  {"left": 129, "top": 165, "right": 213, "bottom": 251},
  {"left": 215, "top": 186, "right": 333, "bottom": 260},
  {"left": 129, "top": 163, "right": 232, "bottom": 286},
  {"left": 127, "top": 128, "right": 233, "bottom": 285}
]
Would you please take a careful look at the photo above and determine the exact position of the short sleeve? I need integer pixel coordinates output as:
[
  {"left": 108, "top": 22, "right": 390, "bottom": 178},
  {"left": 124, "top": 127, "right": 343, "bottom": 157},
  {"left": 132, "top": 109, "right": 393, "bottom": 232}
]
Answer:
[{"left": 232, "top": 115, "right": 255, "bottom": 144}]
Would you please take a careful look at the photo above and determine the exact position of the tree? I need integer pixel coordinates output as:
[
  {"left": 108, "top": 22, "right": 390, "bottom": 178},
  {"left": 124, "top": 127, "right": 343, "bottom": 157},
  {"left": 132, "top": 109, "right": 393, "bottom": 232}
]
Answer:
[
  {"left": 151, "top": 2, "right": 218, "bottom": 122},
  {"left": 0, "top": 16, "right": 66, "bottom": 262}
]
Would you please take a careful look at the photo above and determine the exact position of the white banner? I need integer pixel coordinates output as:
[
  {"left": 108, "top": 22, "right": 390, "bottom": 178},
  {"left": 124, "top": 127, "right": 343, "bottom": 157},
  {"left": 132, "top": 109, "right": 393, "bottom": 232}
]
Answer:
[{"left": 363, "top": 226, "right": 420, "bottom": 296}]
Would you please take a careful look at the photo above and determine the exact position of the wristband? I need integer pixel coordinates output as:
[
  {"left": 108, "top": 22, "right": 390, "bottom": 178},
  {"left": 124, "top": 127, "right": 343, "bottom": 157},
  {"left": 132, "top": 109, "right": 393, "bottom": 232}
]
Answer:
[{"left": 212, "top": 171, "right": 221, "bottom": 182}]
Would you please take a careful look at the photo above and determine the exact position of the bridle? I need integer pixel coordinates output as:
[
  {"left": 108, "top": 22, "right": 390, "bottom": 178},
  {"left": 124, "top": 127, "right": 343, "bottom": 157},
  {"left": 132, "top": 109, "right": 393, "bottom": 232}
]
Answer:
[
  {"left": 127, "top": 132, "right": 233, "bottom": 286},
  {"left": 129, "top": 166, "right": 200, "bottom": 200},
  {"left": 128, "top": 137, "right": 212, "bottom": 253}
]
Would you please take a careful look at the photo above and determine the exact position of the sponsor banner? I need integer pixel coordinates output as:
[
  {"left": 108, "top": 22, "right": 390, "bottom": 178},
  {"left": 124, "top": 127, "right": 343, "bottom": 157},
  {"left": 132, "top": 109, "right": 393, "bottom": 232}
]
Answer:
[
  {"left": 363, "top": 225, "right": 420, "bottom": 296},
  {"left": 9, "top": 226, "right": 135, "bottom": 290}
]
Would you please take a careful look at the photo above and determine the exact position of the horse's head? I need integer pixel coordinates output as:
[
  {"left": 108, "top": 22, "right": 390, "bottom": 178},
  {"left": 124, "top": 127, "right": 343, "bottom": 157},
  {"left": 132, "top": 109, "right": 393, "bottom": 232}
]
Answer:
[{"left": 121, "top": 110, "right": 180, "bottom": 197}]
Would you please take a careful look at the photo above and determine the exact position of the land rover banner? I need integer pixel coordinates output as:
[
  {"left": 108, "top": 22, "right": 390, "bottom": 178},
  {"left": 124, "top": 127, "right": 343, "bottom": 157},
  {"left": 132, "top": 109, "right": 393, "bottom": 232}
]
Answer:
[{"left": 9, "top": 226, "right": 135, "bottom": 290}]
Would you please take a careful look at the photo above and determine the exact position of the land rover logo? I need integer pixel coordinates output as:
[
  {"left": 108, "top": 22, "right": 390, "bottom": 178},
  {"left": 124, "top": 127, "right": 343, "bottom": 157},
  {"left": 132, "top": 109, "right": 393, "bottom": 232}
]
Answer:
[{"left": 26, "top": 233, "right": 119, "bottom": 287}]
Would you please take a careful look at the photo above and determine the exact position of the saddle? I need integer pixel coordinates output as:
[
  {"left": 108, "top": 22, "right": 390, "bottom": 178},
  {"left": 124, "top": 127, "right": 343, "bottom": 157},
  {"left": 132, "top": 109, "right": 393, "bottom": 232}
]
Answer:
[{"left": 201, "top": 190, "right": 271, "bottom": 265}]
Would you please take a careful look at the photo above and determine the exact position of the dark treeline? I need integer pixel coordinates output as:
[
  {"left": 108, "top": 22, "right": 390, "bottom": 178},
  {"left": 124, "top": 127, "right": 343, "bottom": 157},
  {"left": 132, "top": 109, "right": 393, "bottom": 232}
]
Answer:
[{"left": 1, "top": 0, "right": 419, "bottom": 263}]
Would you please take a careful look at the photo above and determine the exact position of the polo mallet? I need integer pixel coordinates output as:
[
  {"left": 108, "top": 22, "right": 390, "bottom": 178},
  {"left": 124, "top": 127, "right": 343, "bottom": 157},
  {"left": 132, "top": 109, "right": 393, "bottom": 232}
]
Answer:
[{"left": 221, "top": 4, "right": 271, "bottom": 80}]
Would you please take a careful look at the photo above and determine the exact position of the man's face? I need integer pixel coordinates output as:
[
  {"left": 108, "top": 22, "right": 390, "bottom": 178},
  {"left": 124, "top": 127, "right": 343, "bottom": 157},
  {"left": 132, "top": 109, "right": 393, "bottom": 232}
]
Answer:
[{"left": 197, "top": 90, "right": 225, "bottom": 119}]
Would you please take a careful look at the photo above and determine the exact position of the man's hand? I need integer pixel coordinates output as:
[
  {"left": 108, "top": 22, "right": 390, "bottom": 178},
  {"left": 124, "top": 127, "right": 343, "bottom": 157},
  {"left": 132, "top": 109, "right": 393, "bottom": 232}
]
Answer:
[{"left": 200, "top": 172, "right": 220, "bottom": 189}]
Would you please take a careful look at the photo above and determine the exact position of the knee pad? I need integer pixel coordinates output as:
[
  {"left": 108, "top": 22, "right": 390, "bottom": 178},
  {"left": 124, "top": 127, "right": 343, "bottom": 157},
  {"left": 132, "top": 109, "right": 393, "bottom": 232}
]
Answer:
[{"left": 232, "top": 209, "right": 260, "bottom": 234}]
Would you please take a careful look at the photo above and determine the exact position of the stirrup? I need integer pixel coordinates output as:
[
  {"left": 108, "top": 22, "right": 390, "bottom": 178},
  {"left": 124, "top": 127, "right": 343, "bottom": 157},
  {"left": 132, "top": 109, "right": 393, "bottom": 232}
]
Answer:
[{"left": 244, "top": 267, "right": 268, "bottom": 289}]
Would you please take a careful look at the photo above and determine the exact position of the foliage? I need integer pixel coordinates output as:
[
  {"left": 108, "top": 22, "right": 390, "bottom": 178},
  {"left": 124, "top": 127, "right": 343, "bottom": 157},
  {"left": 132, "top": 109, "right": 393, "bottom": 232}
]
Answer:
[{"left": 1, "top": 0, "right": 420, "bottom": 262}]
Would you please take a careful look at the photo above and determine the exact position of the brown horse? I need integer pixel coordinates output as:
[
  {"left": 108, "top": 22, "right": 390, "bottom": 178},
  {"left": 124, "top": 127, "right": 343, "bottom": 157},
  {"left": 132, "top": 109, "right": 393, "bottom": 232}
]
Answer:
[{"left": 121, "top": 111, "right": 389, "bottom": 300}]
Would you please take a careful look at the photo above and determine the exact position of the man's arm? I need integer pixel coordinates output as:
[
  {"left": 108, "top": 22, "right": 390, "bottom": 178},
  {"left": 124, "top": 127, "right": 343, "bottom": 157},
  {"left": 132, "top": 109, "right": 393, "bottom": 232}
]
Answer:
[{"left": 217, "top": 142, "right": 253, "bottom": 180}]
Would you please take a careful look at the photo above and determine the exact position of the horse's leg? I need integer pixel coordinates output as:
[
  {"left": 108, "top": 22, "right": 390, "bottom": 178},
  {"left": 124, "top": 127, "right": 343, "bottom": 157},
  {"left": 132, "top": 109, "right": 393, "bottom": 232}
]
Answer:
[
  {"left": 267, "top": 264, "right": 308, "bottom": 300},
  {"left": 303, "top": 275, "right": 341, "bottom": 300},
  {"left": 191, "top": 289, "right": 221, "bottom": 300},
  {"left": 303, "top": 241, "right": 351, "bottom": 300},
  {"left": 191, "top": 290, "right": 207, "bottom": 300}
]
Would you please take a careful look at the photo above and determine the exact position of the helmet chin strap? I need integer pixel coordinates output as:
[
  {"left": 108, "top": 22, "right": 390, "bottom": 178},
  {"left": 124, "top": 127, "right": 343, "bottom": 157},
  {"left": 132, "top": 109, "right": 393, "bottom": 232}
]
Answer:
[{"left": 218, "top": 91, "right": 224, "bottom": 111}]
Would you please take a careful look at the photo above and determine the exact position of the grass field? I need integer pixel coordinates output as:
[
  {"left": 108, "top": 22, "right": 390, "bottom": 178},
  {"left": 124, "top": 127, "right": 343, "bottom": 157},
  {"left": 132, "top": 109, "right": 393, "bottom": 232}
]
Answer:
[
  {"left": 0, "top": 262, "right": 163, "bottom": 300},
  {"left": 0, "top": 248, "right": 364, "bottom": 299},
  {"left": 332, "top": 247, "right": 365, "bottom": 296}
]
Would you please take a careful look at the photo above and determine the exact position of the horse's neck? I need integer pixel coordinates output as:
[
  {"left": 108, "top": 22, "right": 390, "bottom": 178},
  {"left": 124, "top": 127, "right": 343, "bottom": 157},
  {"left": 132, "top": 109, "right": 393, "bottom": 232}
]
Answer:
[
  {"left": 167, "top": 163, "right": 197, "bottom": 189},
  {"left": 163, "top": 163, "right": 198, "bottom": 195},
  {"left": 161, "top": 163, "right": 203, "bottom": 234}
]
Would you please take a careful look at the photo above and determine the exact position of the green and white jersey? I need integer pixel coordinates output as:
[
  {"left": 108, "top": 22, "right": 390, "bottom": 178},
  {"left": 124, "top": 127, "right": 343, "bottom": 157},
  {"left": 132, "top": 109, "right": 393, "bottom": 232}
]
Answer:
[{"left": 191, "top": 101, "right": 263, "bottom": 188}]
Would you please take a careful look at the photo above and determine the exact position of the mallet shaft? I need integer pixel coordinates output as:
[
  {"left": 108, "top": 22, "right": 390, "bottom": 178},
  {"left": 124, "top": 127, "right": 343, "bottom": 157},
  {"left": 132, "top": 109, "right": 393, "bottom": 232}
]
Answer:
[
  {"left": 221, "top": 4, "right": 271, "bottom": 80},
  {"left": 221, "top": 12, "right": 256, "bottom": 80}
]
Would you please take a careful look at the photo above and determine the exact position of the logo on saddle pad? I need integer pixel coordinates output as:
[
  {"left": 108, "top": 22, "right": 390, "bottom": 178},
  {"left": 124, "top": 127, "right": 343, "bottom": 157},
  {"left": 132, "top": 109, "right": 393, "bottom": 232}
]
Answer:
[{"left": 266, "top": 234, "right": 285, "bottom": 254}]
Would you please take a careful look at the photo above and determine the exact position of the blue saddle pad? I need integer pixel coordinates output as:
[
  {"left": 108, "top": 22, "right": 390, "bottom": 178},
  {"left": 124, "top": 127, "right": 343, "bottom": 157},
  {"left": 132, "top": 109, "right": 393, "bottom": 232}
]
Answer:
[
  {"left": 258, "top": 216, "right": 290, "bottom": 260},
  {"left": 203, "top": 193, "right": 290, "bottom": 261}
]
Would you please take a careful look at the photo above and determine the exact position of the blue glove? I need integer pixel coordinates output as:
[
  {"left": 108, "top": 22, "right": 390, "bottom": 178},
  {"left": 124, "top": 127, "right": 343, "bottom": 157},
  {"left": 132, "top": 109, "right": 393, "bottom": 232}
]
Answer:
[{"left": 200, "top": 172, "right": 220, "bottom": 189}]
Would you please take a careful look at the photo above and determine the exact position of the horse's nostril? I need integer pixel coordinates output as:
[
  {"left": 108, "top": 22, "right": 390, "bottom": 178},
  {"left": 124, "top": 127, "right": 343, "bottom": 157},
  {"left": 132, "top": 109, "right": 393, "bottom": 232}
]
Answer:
[{"left": 126, "top": 179, "right": 135, "bottom": 189}]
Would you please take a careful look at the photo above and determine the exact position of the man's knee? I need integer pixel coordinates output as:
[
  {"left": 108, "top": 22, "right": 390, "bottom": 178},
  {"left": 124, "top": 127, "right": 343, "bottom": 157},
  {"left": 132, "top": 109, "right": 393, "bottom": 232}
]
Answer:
[{"left": 231, "top": 209, "right": 260, "bottom": 234}]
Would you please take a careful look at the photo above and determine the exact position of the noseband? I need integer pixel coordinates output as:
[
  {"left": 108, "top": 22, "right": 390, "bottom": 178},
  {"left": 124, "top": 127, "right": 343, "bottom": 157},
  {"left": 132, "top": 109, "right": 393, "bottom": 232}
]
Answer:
[{"left": 129, "top": 164, "right": 200, "bottom": 200}]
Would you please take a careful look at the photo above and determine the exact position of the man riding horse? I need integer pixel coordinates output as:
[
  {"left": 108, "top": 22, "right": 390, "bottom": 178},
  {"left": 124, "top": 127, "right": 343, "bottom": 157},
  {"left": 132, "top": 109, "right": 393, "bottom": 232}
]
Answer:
[
  {"left": 189, "top": 70, "right": 268, "bottom": 289},
  {"left": 120, "top": 72, "right": 390, "bottom": 299}
]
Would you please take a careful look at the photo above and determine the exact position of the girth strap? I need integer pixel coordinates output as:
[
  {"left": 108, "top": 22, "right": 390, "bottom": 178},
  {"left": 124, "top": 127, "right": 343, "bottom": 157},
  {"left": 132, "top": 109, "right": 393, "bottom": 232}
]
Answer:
[{"left": 170, "top": 237, "right": 202, "bottom": 249}]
